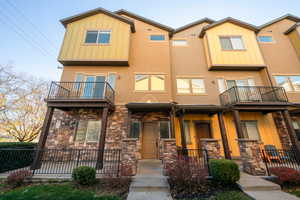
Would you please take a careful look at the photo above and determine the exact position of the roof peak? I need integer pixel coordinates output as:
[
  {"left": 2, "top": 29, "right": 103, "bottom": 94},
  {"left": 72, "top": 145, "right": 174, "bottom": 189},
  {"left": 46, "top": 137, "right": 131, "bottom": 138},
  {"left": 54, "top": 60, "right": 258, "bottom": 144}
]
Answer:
[
  {"left": 174, "top": 18, "right": 215, "bottom": 34},
  {"left": 259, "top": 13, "right": 300, "bottom": 29}
]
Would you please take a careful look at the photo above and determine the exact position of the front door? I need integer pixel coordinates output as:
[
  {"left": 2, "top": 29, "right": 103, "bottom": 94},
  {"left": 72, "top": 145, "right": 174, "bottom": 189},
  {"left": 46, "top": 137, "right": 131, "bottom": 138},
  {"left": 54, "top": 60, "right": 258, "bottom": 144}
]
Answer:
[
  {"left": 142, "top": 122, "right": 158, "bottom": 159},
  {"left": 194, "top": 121, "right": 212, "bottom": 149}
]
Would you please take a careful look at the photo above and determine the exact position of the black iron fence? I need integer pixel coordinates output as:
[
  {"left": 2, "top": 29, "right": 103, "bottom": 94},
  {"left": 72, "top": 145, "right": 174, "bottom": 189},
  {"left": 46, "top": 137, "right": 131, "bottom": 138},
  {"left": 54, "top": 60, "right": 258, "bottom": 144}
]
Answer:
[
  {"left": 0, "top": 149, "right": 121, "bottom": 176},
  {"left": 177, "top": 148, "right": 210, "bottom": 175},
  {"left": 261, "top": 149, "right": 300, "bottom": 176},
  {"left": 220, "top": 86, "right": 288, "bottom": 106},
  {"left": 47, "top": 81, "right": 115, "bottom": 104}
]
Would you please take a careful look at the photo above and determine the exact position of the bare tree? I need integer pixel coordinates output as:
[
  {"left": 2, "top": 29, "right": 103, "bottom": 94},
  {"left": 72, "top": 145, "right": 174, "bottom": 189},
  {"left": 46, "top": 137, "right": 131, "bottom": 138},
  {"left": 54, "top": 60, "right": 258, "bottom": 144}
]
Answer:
[{"left": 0, "top": 65, "right": 48, "bottom": 142}]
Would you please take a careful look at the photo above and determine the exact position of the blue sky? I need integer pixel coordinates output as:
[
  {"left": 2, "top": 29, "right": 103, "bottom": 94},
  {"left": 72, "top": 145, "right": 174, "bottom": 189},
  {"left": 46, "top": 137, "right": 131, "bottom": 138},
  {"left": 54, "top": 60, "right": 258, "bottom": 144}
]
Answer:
[{"left": 0, "top": 0, "right": 299, "bottom": 81}]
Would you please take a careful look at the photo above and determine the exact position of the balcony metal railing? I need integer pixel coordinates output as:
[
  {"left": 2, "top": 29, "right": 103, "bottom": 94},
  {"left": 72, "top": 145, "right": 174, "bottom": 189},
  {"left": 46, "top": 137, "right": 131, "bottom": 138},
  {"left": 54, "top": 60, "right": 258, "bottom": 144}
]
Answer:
[
  {"left": 219, "top": 86, "right": 288, "bottom": 106},
  {"left": 47, "top": 81, "right": 115, "bottom": 104}
]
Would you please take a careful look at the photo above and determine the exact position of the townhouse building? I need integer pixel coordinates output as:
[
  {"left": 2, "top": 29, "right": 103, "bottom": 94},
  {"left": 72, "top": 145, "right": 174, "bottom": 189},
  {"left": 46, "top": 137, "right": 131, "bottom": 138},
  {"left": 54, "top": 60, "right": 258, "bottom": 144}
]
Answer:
[{"left": 32, "top": 8, "right": 300, "bottom": 175}]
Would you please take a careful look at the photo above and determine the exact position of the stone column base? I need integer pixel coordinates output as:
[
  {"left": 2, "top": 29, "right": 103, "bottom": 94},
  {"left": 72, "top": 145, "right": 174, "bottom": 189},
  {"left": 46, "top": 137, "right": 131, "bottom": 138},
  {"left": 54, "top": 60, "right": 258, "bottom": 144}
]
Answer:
[
  {"left": 121, "top": 139, "right": 139, "bottom": 176},
  {"left": 161, "top": 139, "right": 177, "bottom": 174},
  {"left": 200, "top": 138, "right": 222, "bottom": 159}
]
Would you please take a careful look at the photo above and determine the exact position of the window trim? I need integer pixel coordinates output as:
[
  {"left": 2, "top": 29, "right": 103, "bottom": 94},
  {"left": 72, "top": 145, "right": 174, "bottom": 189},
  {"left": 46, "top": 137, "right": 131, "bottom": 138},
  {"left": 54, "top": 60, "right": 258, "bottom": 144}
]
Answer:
[
  {"left": 129, "top": 120, "right": 142, "bottom": 138},
  {"left": 134, "top": 73, "right": 166, "bottom": 92},
  {"left": 257, "top": 35, "right": 275, "bottom": 43},
  {"left": 159, "top": 121, "right": 172, "bottom": 139},
  {"left": 149, "top": 33, "right": 167, "bottom": 42},
  {"left": 219, "top": 35, "right": 246, "bottom": 51},
  {"left": 176, "top": 77, "right": 206, "bottom": 95},
  {"left": 74, "top": 120, "right": 101, "bottom": 144},
  {"left": 216, "top": 76, "right": 256, "bottom": 93},
  {"left": 172, "top": 38, "right": 188, "bottom": 46},
  {"left": 84, "top": 30, "right": 112, "bottom": 45},
  {"left": 183, "top": 120, "right": 192, "bottom": 145},
  {"left": 240, "top": 120, "right": 261, "bottom": 141}
]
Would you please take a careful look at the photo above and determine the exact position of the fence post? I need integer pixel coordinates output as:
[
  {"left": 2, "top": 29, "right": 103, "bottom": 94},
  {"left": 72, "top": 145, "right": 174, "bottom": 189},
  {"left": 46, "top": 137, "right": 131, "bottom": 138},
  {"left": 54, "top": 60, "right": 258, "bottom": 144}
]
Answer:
[
  {"left": 204, "top": 149, "right": 211, "bottom": 176},
  {"left": 117, "top": 149, "right": 121, "bottom": 177},
  {"left": 261, "top": 150, "right": 270, "bottom": 176},
  {"left": 76, "top": 150, "right": 81, "bottom": 167}
]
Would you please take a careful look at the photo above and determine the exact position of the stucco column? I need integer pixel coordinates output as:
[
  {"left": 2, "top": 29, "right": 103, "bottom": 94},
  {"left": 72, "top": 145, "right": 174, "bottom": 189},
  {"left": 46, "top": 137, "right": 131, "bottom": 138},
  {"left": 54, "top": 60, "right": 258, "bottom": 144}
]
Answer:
[
  {"left": 237, "top": 139, "right": 266, "bottom": 176},
  {"left": 200, "top": 138, "right": 222, "bottom": 159}
]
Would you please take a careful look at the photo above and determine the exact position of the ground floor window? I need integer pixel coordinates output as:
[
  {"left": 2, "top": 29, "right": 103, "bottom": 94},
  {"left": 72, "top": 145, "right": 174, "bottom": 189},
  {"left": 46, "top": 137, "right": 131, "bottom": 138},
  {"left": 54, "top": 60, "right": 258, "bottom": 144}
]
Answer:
[
  {"left": 241, "top": 121, "right": 261, "bottom": 140},
  {"left": 129, "top": 120, "right": 141, "bottom": 138},
  {"left": 292, "top": 120, "right": 300, "bottom": 141},
  {"left": 183, "top": 121, "right": 192, "bottom": 144},
  {"left": 74, "top": 120, "right": 101, "bottom": 142},
  {"left": 159, "top": 121, "right": 172, "bottom": 138}
]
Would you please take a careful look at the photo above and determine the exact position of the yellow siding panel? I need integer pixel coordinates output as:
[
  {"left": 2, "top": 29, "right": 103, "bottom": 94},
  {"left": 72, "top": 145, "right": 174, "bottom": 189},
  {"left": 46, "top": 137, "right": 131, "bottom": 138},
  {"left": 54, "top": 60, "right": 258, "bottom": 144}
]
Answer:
[
  {"left": 288, "top": 29, "right": 300, "bottom": 59},
  {"left": 175, "top": 113, "right": 282, "bottom": 158},
  {"left": 58, "top": 13, "right": 131, "bottom": 61},
  {"left": 205, "top": 22, "right": 265, "bottom": 67}
]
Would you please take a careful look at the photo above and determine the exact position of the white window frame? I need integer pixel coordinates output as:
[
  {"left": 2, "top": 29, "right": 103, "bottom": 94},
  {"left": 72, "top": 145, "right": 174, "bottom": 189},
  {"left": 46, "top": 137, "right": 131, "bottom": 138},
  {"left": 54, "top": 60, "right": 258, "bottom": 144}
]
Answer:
[
  {"left": 74, "top": 120, "right": 101, "bottom": 143},
  {"left": 257, "top": 35, "right": 275, "bottom": 43},
  {"left": 176, "top": 78, "right": 206, "bottom": 94},
  {"left": 216, "top": 77, "right": 255, "bottom": 93},
  {"left": 219, "top": 36, "right": 245, "bottom": 50},
  {"left": 274, "top": 75, "right": 300, "bottom": 92},
  {"left": 172, "top": 39, "right": 188, "bottom": 46},
  {"left": 149, "top": 34, "right": 166, "bottom": 42},
  {"left": 84, "top": 30, "right": 111, "bottom": 45},
  {"left": 134, "top": 74, "right": 166, "bottom": 91}
]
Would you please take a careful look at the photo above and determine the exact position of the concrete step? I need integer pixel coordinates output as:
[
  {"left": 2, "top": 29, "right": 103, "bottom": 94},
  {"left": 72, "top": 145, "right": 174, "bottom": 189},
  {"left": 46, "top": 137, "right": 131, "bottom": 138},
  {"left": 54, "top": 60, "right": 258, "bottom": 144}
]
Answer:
[
  {"left": 238, "top": 173, "right": 281, "bottom": 191},
  {"left": 130, "top": 176, "right": 169, "bottom": 192},
  {"left": 127, "top": 191, "right": 173, "bottom": 200},
  {"left": 244, "top": 190, "right": 300, "bottom": 200}
]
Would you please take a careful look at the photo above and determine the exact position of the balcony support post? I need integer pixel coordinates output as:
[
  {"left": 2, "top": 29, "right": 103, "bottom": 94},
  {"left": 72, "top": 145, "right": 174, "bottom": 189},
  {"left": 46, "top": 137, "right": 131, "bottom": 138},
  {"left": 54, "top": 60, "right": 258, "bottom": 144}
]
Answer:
[
  {"left": 31, "top": 107, "right": 54, "bottom": 169},
  {"left": 96, "top": 107, "right": 109, "bottom": 169},
  {"left": 170, "top": 107, "right": 176, "bottom": 139},
  {"left": 233, "top": 110, "right": 244, "bottom": 139},
  {"left": 178, "top": 110, "right": 187, "bottom": 151},
  {"left": 282, "top": 110, "right": 300, "bottom": 160},
  {"left": 217, "top": 112, "right": 231, "bottom": 159}
]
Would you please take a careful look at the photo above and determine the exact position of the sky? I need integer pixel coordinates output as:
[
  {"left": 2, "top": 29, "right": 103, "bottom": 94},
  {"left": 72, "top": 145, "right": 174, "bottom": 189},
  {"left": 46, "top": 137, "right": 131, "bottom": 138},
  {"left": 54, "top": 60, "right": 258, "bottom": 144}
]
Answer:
[{"left": 0, "top": 0, "right": 300, "bottom": 81}]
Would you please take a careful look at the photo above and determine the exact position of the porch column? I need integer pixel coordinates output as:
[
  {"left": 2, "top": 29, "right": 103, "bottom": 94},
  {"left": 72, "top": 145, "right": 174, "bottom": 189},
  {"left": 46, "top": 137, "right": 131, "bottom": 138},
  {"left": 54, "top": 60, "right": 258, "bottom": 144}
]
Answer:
[
  {"left": 178, "top": 111, "right": 187, "bottom": 150},
  {"left": 282, "top": 110, "right": 300, "bottom": 159},
  {"left": 169, "top": 109, "right": 175, "bottom": 138},
  {"left": 96, "top": 107, "right": 109, "bottom": 169},
  {"left": 233, "top": 110, "right": 244, "bottom": 138},
  {"left": 31, "top": 107, "right": 54, "bottom": 169},
  {"left": 217, "top": 112, "right": 231, "bottom": 159}
]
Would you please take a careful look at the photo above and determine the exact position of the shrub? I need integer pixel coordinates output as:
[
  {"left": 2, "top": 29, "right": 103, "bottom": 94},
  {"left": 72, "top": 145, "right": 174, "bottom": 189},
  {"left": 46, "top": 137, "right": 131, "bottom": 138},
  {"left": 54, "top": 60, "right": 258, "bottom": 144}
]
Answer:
[
  {"left": 270, "top": 167, "right": 300, "bottom": 187},
  {"left": 72, "top": 166, "right": 96, "bottom": 185},
  {"left": 209, "top": 159, "right": 240, "bottom": 185},
  {"left": 0, "top": 142, "right": 36, "bottom": 149},
  {"left": 6, "top": 170, "right": 32, "bottom": 187},
  {"left": 214, "top": 191, "right": 251, "bottom": 200}
]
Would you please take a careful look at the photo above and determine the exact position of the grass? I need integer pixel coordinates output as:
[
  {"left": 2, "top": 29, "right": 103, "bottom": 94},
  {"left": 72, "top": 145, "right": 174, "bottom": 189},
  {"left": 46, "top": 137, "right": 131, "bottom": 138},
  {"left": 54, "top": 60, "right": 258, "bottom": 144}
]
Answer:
[
  {"left": 285, "top": 188, "right": 300, "bottom": 198},
  {"left": 0, "top": 184, "right": 121, "bottom": 200}
]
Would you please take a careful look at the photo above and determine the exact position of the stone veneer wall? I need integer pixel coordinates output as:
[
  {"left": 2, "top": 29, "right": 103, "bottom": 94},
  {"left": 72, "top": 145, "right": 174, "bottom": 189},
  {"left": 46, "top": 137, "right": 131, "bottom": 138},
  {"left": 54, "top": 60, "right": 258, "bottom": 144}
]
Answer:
[
  {"left": 161, "top": 139, "right": 177, "bottom": 174},
  {"left": 237, "top": 139, "right": 266, "bottom": 176},
  {"left": 273, "top": 112, "right": 292, "bottom": 150},
  {"left": 200, "top": 139, "right": 222, "bottom": 159}
]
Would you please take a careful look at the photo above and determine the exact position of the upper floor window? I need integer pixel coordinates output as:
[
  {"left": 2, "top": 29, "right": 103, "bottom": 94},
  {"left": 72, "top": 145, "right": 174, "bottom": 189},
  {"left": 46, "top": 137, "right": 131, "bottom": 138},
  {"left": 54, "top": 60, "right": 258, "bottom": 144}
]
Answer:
[
  {"left": 274, "top": 75, "right": 300, "bottom": 92},
  {"left": 219, "top": 36, "right": 245, "bottom": 50},
  {"left": 258, "top": 36, "right": 273, "bottom": 43},
  {"left": 217, "top": 78, "right": 255, "bottom": 93},
  {"left": 172, "top": 39, "right": 187, "bottom": 46},
  {"left": 176, "top": 78, "right": 206, "bottom": 94},
  {"left": 85, "top": 30, "right": 111, "bottom": 44},
  {"left": 150, "top": 34, "right": 165, "bottom": 41},
  {"left": 135, "top": 74, "right": 165, "bottom": 91}
]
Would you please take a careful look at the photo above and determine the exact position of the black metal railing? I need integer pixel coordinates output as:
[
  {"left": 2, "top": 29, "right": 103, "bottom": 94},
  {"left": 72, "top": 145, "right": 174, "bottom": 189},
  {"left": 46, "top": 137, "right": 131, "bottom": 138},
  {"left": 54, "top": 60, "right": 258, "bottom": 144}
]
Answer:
[
  {"left": 177, "top": 148, "right": 210, "bottom": 175},
  {"left": 261, "top": 149, "right": 300, "bottom": 176},
  {"left": 47, "top": 81, "right": 115, "bottom": 104},
  {"left": 220, "top": 86, "right": 288, "bottom": 106},
  {"left": 0, "top": 149, "right": 121, "bottom": 176}
]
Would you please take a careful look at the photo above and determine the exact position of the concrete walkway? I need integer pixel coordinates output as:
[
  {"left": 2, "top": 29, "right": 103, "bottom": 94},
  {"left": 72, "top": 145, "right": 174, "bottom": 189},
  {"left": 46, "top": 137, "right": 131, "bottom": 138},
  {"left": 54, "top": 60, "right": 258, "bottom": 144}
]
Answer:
[
  {"left": 238, "top": 172, "right": 299, "bottom": 200},
  {"left": 126, "top": 159, "right": 173, "bottom": 200}
]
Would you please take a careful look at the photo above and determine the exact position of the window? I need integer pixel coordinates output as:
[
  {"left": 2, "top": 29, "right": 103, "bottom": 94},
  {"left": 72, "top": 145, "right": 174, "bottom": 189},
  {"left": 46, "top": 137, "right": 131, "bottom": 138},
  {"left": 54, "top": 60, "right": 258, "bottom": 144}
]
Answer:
[
  {"left": 129, "top": 121, "right": 141, "bottom": 138},
  {"left": 176, "top": 78, "right": 205, "bottom": 94},
  {"left": 150, "top": 35, "right": 165, "bottom": 41},
  {"left": 135, "top": 74, "right": 165, "bottom": 91},
  {"left": 219, "top": 36, "right": 245, "bottom": 50},
  {"left": 75, "top": 120, "right": 101, "bottom": 142},
  {"left": 159, "top": 121, "right": 171, "bottom": 138},
  {"left": 241, "top": 121, "right": 261, "bottom": 140},
  {"left": 217, "top": 78, "right": 255, "bottom": 93},
  {"left": 258, "top": 36, "right": 273, "bottom": 43},
  {"left": 183, "top": 121, "right": 192, "bottom": 144},
  {"left": 108, "top": 73, "right": 116, "bottom": 89},
  {"left": 274, "top": 75, "right": 300, "bottom": 92},
  {"left": 85, "top": 30, "right": 111, "bottom": 44},
  {"left": 292, "top": 121, "right": 300, "bottom": 141},
  {"left": 172, "top": 40, "right": 187, "bottom": 46}
]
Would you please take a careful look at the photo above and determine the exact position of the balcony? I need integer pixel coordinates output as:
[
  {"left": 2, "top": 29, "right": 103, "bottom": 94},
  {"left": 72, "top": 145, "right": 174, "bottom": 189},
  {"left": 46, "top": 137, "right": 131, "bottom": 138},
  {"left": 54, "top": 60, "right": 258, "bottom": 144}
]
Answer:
[
  {"left": 219, "top": 86, "right": 288, "bottom": 106},
  {"left": 46, "top": 81, "right": 115, "bottom": 108}
]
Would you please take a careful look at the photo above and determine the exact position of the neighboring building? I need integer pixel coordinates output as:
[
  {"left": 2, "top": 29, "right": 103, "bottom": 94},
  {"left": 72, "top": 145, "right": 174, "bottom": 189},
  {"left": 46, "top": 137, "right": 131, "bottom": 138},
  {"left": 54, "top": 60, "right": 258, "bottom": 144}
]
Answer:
[{"left": 33, "top": 8, "right": 300, "bottom": 175}]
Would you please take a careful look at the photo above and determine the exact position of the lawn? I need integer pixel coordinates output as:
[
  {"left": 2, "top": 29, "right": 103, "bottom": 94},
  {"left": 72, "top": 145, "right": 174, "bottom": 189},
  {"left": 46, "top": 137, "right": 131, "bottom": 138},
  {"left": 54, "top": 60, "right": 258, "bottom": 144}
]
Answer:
[
  {"left": 284, "top": 188, "right": 300, "bottom": 198},
  {"left": 0, "top": 178, "right": 131, "bottom": 200}
]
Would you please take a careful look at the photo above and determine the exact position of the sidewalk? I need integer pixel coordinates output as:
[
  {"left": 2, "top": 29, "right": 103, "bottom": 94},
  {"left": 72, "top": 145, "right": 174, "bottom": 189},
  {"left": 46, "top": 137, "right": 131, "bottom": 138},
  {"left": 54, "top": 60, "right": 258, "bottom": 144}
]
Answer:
[{"left": 238, "top": 172, "right": 299, "bottom": 200}]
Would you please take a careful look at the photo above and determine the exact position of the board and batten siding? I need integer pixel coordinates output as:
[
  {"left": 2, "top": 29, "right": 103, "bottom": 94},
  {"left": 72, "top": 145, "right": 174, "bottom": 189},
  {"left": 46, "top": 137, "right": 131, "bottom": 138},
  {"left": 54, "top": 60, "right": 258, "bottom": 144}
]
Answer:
[
  {"left": 288, "top": 28, "right": 300, "bottom": 59},
  {"left": 58, "top": 13, "right": 131, "bottom": 62},
  {"left": 205, "top": 22, "right": 265, "bottom": 68}
]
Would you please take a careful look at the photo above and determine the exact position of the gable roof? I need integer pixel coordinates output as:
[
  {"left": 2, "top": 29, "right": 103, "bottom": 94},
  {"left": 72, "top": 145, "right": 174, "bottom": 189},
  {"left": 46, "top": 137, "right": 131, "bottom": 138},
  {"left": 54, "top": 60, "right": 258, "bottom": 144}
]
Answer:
[
  {"left": 60, "top": 7, "right": 136, "bottom": 32},
  {"left": 259, "top": 14, "right": 300, "bottom": 30},
  {"left": 285, "top": 22, "right": 300, "bottom": 35},
  {"left": 174, "top": 18, "right": 215, "bottom": 34},
  {"left": 115, "top": 9, "right": 174, "bottom": 33},
  {"left": 199, "top": 17, "right": 259, "bottom": 38}
]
